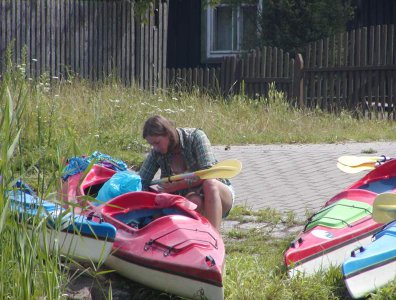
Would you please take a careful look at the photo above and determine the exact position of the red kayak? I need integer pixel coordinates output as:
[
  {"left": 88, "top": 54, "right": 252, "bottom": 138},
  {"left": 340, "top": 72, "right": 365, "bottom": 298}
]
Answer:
[
  {"left": 63, "top": 165, "right": 225, "bottom": 300},
  {"left": 284, "top": 159, "right": 396, "bottom": 277}
]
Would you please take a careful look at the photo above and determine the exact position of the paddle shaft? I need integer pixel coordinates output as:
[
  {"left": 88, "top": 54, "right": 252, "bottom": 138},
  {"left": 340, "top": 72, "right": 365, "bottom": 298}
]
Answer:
[
  {"left": 338, "top": 155, "right": 390, "bottom": 167},
  {"left": 152, "top": 171, "right": 197, "bottom": 185}
]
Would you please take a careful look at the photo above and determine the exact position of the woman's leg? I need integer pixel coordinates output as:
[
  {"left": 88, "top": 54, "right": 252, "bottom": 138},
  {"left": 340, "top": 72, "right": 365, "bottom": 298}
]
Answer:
[
  {"left": 201, "top": 179, "right": 233, "bottom": 230},
  {"left": 185, "top": 191, "right": 203, "bottom": 214}
]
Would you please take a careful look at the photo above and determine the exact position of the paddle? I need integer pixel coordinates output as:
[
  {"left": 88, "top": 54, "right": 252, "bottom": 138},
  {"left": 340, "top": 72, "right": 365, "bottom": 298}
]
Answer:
[
  {"left": 150, "top": 159, "right": 242, "bottom": 185},
  {"left": 372, "top": 192, "right": 396, "bottom": 223},
  {"left": 338, "top": 155, "right": 390, "bottom": 167},
  {"left": 336, "top": 162, "right": 375, "bottom": 174}
]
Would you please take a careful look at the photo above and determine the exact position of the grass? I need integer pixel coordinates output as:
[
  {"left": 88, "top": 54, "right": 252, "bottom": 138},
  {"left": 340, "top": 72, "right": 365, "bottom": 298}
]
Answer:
[
  {"left": 223, "top": 206, "right": 350, "bottom": 300},
  {"left": 13, "top": 73, "right": 396, "bottom": 174},
  {"left": 3, "top": 59, "right": 396, "bottom": 299}
]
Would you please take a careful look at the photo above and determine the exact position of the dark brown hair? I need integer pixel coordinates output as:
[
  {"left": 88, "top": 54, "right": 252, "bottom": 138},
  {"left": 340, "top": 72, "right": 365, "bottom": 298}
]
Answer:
[{"left": 142, "top": 115, "right": 178, "bottom": 148}]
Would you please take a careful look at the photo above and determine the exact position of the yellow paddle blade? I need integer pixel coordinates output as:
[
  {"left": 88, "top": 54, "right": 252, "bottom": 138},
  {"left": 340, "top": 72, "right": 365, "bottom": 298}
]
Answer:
[
  {"left": 373, "top": 193, "right": 396, "bottom": 223},
  {"left": 151, "top": 159, "right": 242, "bottom": 185},
  {"left": 338, "top": 155, "right": 387, "bottom": 167},
  {"left": 336, "top": 162, "right": 375, "bottom": 174},
  {"left": 195, "top": 159, "right": 242, "bottom": 180}
]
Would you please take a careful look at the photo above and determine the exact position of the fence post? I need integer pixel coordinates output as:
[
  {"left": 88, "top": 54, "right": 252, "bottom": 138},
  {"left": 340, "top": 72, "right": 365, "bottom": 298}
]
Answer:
[
  {"left": 294, "top": 53, "right": 304, "bottom": 108},
  {"left": 234, "top": 56, "right": 242, "bottom": 95}
]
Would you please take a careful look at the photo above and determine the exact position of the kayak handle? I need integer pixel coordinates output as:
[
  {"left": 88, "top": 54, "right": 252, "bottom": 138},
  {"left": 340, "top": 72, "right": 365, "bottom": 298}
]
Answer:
[
  {"left": 87, "top": 212, "right": 104, "bottom": 223},
  {"left": 290, "top": 237, "right": 303, "bottom": 248},
  {"left": 351, "top": 246, "right": 365, "bottom": 257}
]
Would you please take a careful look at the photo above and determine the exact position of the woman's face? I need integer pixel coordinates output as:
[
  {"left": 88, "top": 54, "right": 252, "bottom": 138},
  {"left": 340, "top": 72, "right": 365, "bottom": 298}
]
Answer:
[{"left": 146, "top": 135, "right": 170, "bottom": 154}]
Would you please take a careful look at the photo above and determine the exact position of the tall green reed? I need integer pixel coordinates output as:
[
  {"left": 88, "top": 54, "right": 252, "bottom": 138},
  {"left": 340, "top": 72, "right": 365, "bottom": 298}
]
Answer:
[{"left": 0, "top": 57, "right": 66, "bottom": 298}]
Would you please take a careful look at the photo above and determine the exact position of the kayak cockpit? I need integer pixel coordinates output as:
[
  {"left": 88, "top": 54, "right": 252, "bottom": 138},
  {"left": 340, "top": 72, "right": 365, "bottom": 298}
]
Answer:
[
  {"left": 112, "top": 207, "right": 192, "bottom": 229},
  {"left": 101, "top": 191, "right": 199, "bottom": 231}
]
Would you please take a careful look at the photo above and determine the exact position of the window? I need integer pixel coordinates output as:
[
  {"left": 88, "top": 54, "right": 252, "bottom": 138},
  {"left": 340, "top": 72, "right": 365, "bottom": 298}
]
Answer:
[{"left": 204, "top": 1, "right": 261, "bottom": 61}]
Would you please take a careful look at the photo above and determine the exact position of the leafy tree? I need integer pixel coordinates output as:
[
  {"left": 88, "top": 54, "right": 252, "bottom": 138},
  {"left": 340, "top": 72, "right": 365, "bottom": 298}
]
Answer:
[
  {"left": 124, "top": 0, "right": 156, "bottom": 17},
  {"left": 257, "top": 0, "right": 355, "bottom": 55}
]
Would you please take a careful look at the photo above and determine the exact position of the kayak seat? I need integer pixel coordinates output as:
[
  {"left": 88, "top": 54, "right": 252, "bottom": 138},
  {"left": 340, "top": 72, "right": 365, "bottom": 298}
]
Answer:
[
  {"left": 113, "top": 207, "right": 190, "bottom": 229},
  {"left": 374, "top": 221, "right": 396, "bottom": 240},
  {"left": 83, "top": 183, "right": 104, "bottom": 198},
  {"left": 305, "top": 199, "right": 373, "bottom": 231},
  {"left": 358, "top": 177, "right": 396, "bottom": 194}
]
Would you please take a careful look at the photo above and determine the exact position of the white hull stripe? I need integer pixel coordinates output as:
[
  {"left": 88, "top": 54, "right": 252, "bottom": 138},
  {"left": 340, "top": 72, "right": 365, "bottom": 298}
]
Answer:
[
  {"left": 288, "top": 234, "right": 375, "bottom": 277},
  {"left": 106, "top": 254, "right": 224, "bottom": 300},
  {"left": 344, "top": 260, "right": 396, "bottom": 298},
  {"left": 112, "top": 250, "right": 223, "bottom": 287},
  {"left": 288, "top": 227, "right": 379, "bottom": 268},
  {"left": 29, "top": 228, "right": 113, "bottom": 262}
]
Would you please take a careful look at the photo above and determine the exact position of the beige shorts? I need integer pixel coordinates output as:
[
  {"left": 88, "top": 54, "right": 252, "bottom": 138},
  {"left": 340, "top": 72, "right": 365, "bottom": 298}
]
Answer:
[{"left": 223, "top": 184, "right": 235, "bottom": 218}]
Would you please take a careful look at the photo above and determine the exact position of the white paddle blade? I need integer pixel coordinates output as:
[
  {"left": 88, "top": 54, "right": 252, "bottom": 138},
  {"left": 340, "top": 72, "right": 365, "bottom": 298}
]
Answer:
[{"left": 336, "top": 162, "right": 374, "bottom": 174}]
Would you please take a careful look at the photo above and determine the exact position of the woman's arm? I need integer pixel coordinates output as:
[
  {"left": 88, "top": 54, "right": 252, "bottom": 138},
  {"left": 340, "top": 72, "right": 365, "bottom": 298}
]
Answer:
[
  {"left": 138, "top": 151, "right": 159, "bottom": 190},
  {"left": 192, "top": 129, "right": 217, "bottom": 169}
]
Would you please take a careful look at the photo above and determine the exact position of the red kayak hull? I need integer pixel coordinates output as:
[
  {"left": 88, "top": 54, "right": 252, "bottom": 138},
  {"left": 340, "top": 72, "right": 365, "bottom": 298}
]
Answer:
[{"left": 63, "top": 165, "right": 225, "bottom": 299}]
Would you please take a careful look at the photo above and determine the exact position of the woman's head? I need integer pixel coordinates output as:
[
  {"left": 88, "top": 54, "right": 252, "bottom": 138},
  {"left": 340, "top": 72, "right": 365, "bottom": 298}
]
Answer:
[{"left": 142, "top": 115, "right": 178, "bottom": 154}]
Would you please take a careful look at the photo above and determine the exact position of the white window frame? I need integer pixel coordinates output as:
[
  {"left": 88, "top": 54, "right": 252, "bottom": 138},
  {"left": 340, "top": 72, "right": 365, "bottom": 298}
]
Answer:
[{"left": 204, "top": 1, "right": 262, "bottom": 61}]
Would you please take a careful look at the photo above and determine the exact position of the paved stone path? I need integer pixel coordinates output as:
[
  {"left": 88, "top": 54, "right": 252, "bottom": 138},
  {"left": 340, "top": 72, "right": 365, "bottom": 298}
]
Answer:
[{"left": 213, "top": 142, "right": 396, "bottom": 220}]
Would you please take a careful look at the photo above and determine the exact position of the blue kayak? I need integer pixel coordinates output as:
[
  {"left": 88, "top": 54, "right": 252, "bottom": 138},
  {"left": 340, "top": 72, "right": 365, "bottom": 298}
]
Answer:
[
  {"left": 342, "top": 220, "right": 396, "bottom": 298},
  {"left": 9, "top": 188, "right": 116, "bottom": 263}
]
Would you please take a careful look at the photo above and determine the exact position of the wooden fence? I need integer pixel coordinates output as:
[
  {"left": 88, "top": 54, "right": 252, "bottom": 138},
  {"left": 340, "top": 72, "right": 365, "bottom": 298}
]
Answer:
[
  {"left": 0, "top": 0, "right": 168, "bottom": 90},
  {"left": 168, "top": 24, "right": 396, "bottom": 119},
  {"left": 167, "top": 47, "right": 299, "bottom": 102},
  {"left": 303, "top": 24, "right": 396, "bottom": 119},
  {"left": 166, "top": 67, "right": 222, "bottom": 94}
]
